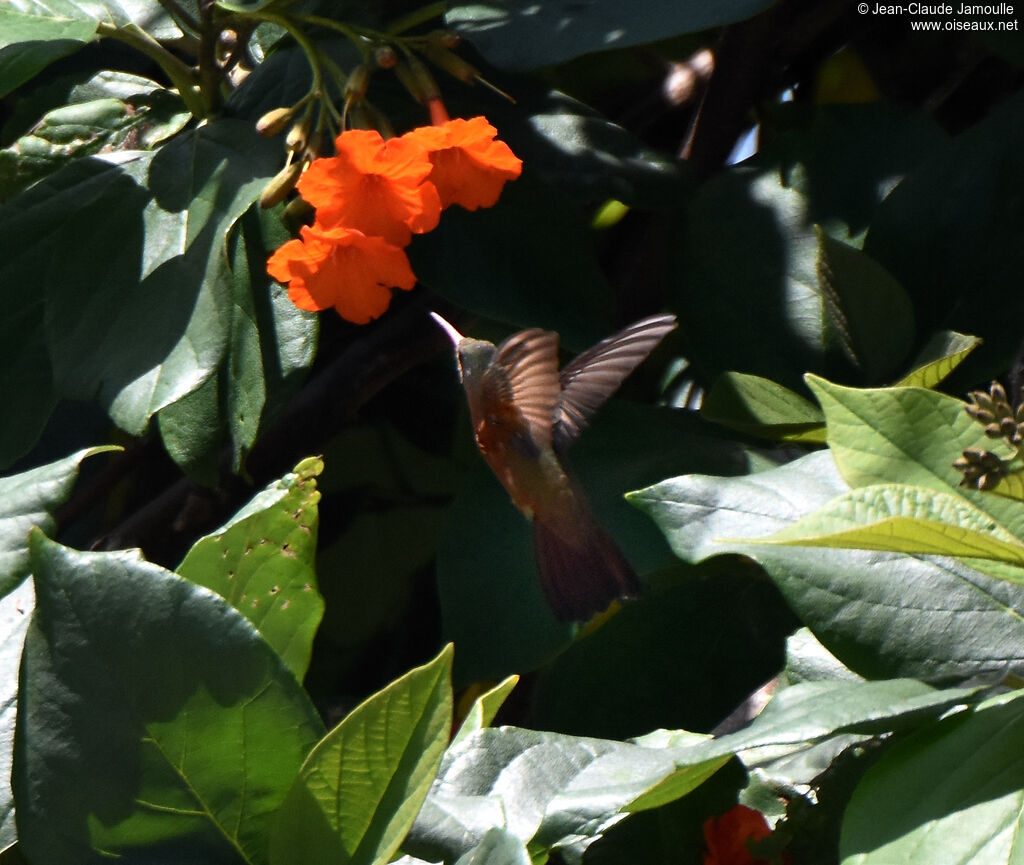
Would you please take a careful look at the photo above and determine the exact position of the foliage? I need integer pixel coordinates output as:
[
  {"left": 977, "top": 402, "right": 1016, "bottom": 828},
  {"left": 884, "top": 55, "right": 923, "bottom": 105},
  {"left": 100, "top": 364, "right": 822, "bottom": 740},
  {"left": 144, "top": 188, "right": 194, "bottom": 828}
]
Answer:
[{"left": 2, "top": 0, "right": 1024, "bottom": 863}]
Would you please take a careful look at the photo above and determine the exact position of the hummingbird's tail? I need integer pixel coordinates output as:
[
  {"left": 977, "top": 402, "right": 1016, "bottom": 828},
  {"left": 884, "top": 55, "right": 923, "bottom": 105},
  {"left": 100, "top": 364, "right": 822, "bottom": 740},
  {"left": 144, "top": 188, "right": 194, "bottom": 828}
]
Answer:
[{"left": 533, "top": 509, "right": 640, "bottom": 622}]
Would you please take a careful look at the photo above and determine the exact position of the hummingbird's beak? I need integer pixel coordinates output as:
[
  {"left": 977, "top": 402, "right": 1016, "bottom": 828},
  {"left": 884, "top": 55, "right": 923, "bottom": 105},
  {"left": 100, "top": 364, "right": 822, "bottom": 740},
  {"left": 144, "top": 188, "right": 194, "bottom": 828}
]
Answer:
[{"left": 429, "top": 311, "right": 464, "bottom": 346}]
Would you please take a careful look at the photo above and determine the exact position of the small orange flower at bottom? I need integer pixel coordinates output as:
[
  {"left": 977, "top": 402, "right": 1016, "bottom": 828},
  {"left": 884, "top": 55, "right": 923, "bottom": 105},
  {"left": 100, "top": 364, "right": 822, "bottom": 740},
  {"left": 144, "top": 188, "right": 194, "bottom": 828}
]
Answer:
[
  {"left": 703, "top": 805, "right": 776, "bottom": 865},
  {"left": 404, "top": 116, "right": 523, "bottom": 211},
  {"left": 266, "top": 224, "right": 416, "bottom": 324}
]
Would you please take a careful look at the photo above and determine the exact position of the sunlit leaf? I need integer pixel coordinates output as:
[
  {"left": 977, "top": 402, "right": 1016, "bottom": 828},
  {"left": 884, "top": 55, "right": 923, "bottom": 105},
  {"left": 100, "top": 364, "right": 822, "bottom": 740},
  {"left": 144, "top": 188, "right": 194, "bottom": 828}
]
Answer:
[
  {"left": 177, "top": 457, "right": 324, "bottom": 680},
  {"left": 629, "top": 450, "right": 1024, "bottom": 681},
  {"left": 0, "top": 7, "right": 96, "bottom": 97},
  {"left": 894, "top": 330, "right": 981, "bottom": 388},
  {"left": 841, "top": 689, "right": 1024, "bottom": 864},
  {"left": 269, "top": 645, "right": 454, "bottom": 865},
  {"left": 753, "top": 482, "right": 1024, "bottom": 570},
  {"left": 454, "top": 676, "right": 519, "bottom": 745}
]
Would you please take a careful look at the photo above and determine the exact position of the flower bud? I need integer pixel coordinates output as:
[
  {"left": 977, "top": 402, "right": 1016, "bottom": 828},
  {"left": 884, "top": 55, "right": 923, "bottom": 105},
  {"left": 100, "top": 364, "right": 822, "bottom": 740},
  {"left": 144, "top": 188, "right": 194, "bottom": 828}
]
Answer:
[
  {"left": 421, "top": 39, "right": 479, "bottom": 84},
  {"left": 432, "top": 29, "right": 461, "bottom": 49},
  {"left": 375, "top": 44, "right": 398, "bottom": 69},
  {"left": 256, "top": 106, "right": 294, "bottom": 137},
  {"left": 259, "top": 161, "right": 303, "bottom": 209},
  {"left": 394, "top": 55, "right": 441, "bottom": 104},
  {"left": 345, "top": 64, "right": 371, "bottom": 103}
]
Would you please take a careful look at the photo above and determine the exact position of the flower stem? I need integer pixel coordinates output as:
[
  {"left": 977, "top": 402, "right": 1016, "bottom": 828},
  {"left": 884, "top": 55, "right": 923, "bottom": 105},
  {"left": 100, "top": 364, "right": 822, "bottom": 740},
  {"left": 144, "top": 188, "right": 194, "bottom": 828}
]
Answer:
[
  {"left": 96, "top": 21, "right": 205, "bottom": 117},
  {"left": 386, "top": 2, "right": 446, "bottom": 36}
]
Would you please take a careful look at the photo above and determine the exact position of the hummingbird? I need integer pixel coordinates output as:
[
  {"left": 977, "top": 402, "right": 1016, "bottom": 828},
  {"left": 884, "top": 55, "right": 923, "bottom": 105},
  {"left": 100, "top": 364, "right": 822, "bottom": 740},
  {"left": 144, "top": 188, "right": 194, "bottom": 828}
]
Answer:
[{"left": 431, "top": 311, "right": 678, "bottom": 622}]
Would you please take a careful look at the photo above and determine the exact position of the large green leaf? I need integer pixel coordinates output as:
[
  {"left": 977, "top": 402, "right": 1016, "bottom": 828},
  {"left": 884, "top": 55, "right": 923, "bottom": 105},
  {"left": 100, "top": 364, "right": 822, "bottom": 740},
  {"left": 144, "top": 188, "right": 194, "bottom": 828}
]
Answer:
[
  {"left": 840, "top": 689, "right": 1024, "bottom": 864},
  {"left": 0, "top": 119, "right": 281, "bottom": 460},
  {"left": 478, "top": 89, "right": 690, "bottom": 209},
  {"left": 445, "top": 0, "right": 775, "bottom": 70},
  {"left": 815, "top": 231, "right": 914, "bottom": 382},
  {"left": 0, "top": 7, "right": 96, "bottom": 97},
  {"left": 670, "top": 171, "right": 864, "bottom": 389},
  {"left": 407, "top": 679, "right": 977, "bottom": 864},
  {"left": 629, "top": 450, "right": 1024, "bottom": 681},
  {"left": 0, "top": 447, "right": 111, "bottom": 849},
  {"left": 14, "top": 532, "right": 325, "bottom": 864},
  {"left": 805, "top": 377, "right": 1024, "bottom": 540},
  {"left": 269, "top": 645, "right": 454, "bottom": 865},
  {"left": 177, "top": 457, "right": 325, "bottom": 680},
  {"left": 405, "top": 725, "right": 723, "bottom": 865}
]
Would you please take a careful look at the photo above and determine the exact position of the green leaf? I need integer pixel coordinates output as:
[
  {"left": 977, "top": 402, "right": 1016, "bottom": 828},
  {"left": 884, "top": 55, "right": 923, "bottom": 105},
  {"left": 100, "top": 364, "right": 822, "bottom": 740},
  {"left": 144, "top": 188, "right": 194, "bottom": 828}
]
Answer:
[
  {"left": 0, "top": 577, "right": 33, "bottom": 850},
  {"left": 667, "top": 678, "right": 983, "bottom": 766},
  {"left": 894, "top": 330, "right": 981, "bottom": 388},
  {"left": 177, "top": 457, "right": 324, "bottom": 680},
  {"left": 14, "top": 532, "right": 325, "bottom": 864},
  {"left": 406, "top": 726, "right": 697, "bottom": 865},
  {"left": 0, "top": 120, "right": 281, "bottom": 449},
  {"left": 453, "top": 676, "right": 519, "bottom": 746},
  {"left": 755, "top": 483, "right": 1024, "bottom": 570},
  {"left": 453, "top": 829, "right": 532, "bottom": 865},
  {"left": 0, "top": 447, "right": 113, "bottom": 848},
  {"left": 840, "top": 689, "right": 1024, "bottom": 864},
  {"left": 668, "top": 170, "right": 829, "bottom": 389},
  {"left": 815, "top": 230, "right": 915, "bottom": 382},
  {"left": 445, "top": 0, "right": 774, "bottom": 70},
  {"left": 701, "top": 372, "right": 825, "bottom": 442},
  {"left": 0, "top": 85, "right": 188, "bottom": 199},
  {"left": 805, "top": 377, "right": 1024, "bottom": 539},
  {"left": 0, "top": 446, "right": 116, "bottom": 597},
  {"left": 269, "top": 644, "right": 454, "bottom": 865},
  {"left": 0, "top": 8, "right": 96, "bottom": 97},
  {"left": 629, "top": 450, "right": 1024, "bottom": 681}
]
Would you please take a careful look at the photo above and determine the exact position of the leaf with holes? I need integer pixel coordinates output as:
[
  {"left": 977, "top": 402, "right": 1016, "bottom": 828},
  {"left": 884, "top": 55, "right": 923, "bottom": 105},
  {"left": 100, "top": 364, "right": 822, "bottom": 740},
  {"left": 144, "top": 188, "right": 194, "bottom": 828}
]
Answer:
[{"left": 177, "top": 457, "right": 324, "bottom": 680}]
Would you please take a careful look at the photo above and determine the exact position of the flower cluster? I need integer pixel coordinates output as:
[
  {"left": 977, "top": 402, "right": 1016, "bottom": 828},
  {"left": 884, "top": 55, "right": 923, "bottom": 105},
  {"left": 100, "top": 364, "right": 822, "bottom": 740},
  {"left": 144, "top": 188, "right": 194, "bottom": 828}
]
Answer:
[{"left": 267, "top": 117, "right": 522, "bottom": 324}]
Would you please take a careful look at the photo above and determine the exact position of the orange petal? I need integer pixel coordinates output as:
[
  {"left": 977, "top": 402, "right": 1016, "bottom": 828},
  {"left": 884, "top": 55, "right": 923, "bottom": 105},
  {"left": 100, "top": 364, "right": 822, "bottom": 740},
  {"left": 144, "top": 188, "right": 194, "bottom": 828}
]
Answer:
[
  {"left": 267, "top": 225, "right": 417, "bottom": 324},
  {"left": 297, "top": 130, "right": 441, "bottom": 244},
  {"left": 404, "top": 116, "right": 522, "bottom": 211}
]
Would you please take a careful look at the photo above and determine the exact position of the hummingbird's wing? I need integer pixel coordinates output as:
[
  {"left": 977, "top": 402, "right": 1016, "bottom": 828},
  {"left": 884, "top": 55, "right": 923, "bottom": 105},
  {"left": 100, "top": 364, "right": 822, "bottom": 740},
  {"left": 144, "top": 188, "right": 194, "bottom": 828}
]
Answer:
[
  {"left": 554, "top": 313, "right": 677, "bottom": 452},
  {"left": 484, "top": 328, "right": 561, "bottom": 451}
]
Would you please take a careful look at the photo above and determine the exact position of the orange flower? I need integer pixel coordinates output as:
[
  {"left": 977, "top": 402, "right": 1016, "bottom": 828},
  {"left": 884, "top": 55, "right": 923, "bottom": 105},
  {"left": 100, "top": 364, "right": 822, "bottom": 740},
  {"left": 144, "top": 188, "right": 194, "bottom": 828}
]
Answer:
[
  {"left": 403, "top": 116, "right": 522, "bottom": 211},
  {"left": 297, "top": 128, "right": 442, "bottom": 246},
  {"left": 703, "top": 805, "right": 775, "bottom": 865},
  {"left": 266, "top": 224, "right": 416, "bottom": 324}
]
